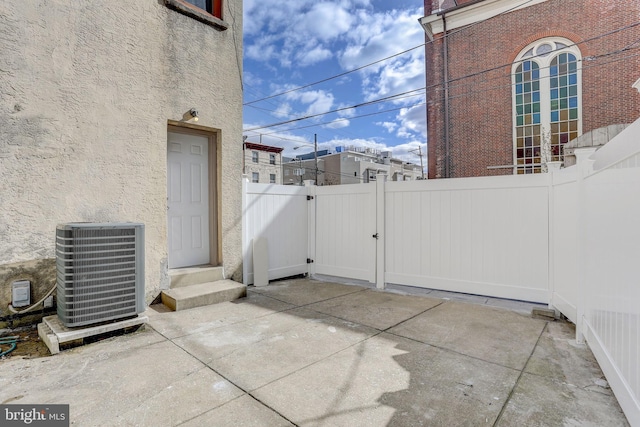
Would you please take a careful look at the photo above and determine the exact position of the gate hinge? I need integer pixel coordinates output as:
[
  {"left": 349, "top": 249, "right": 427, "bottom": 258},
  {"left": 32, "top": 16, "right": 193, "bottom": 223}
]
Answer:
[
  {"left": 307, "top": 195, "right": 314, "bottom": 200},
  {"left": 307, "top": 258, "right": 314, "bottom": 264}
]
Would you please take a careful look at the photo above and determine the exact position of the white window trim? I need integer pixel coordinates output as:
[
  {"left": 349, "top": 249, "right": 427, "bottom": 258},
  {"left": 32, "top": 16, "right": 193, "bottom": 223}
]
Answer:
[{"left": 511, "top": 37, "right": 583, "bottom": 173}]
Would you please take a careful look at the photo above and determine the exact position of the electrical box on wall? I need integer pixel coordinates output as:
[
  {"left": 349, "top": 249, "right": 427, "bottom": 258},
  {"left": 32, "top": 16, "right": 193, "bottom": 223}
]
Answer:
[{"left": 12, "top": 280, "right": 31, "bottom": 308}]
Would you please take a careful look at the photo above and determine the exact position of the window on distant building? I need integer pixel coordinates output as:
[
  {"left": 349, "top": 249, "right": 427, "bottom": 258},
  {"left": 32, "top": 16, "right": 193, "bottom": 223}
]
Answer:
[
  {"left": 252, "top": 151, "right": 259, "bottom": 163},
  {"left": 512, "top": 38, "right": 581, "bottom": 174},
  {"left": 269, "top": 153, "right": 276, "bottom": 165},
  {"left": 252, "top": 172, "right": 259, "bottom": 183},
  {"left": 270, "top": 174, "right": 276, "bottom": 183}
]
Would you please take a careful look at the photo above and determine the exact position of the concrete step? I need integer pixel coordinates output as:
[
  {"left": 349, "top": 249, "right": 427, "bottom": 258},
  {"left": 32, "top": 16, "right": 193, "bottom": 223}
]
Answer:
[
  {"left": 161, "top": 280, "right": 246, "bottom": 311},
  {"left": 169, "top": 265, "right": 225, "bottom": 289}
]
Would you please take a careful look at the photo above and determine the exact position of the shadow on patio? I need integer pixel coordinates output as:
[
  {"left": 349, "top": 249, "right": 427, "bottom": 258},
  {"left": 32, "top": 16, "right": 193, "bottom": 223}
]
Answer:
[{"left": 0, "top": 277, "right": 628, "bottom": 426}]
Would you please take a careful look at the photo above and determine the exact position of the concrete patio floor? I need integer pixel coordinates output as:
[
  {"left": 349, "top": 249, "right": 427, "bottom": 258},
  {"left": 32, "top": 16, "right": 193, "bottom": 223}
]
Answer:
[{"left": 0, "top": 277, "right": 629, "bottom": 426}]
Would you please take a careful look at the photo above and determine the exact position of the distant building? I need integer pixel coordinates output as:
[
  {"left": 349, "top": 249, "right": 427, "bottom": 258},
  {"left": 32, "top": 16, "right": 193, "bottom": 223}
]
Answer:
[
  {"left": 421, "top": 0, "right": 639, "bottom": 178},
  {"left": 283, "top": 147, "right": 423, "bottom": 185},
  {"left": 282, "top": 156, "right": 325, "bottom": 185},
  {"left": 243, "top": 142, "right": 284, "bottom": 184}
]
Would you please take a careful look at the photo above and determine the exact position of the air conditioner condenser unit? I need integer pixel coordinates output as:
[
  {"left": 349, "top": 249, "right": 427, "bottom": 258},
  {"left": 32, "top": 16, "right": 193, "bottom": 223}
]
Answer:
[{"left": 56, "top": 222, "right": 145, "bottom": 327}]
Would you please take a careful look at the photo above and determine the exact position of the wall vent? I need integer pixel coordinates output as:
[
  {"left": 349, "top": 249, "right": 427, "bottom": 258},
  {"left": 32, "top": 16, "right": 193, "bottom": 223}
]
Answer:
[{"left": 56, "top": 223, "right": 145, "bottom": 327}]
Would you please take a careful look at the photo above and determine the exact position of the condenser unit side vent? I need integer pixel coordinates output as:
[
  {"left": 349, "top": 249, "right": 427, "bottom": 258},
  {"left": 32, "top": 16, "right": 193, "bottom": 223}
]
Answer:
[{"left": 56, "top": 222, "right": 145, "bottom": 327}]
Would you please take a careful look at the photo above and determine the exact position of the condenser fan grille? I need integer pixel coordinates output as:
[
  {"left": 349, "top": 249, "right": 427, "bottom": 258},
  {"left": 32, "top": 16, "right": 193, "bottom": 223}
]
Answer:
[{"left": 56, "top": 223, "right": 145, "bottom": 327}]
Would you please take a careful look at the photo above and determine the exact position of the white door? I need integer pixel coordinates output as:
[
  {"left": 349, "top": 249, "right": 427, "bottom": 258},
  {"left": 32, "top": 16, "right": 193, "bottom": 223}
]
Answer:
[{"left": 167, "top": 132, "right": 210, "bottom": 268}]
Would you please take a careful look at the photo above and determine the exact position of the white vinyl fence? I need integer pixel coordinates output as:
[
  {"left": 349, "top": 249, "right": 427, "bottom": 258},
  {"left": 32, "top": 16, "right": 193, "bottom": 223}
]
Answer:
[
  {"left": 313, "top": 183, "right": 377, "bottom": 283},
  {"left": 385, "top": 175, "right": 550, "bottom": 303},
  {"left": 243, "top": 118, "right": 640, "bottom": 424},
  {"left": 580, "top": 122, "right": 640, "bottom": 426},
  {"left": 242, "top": 182, "right": 308, "bottom": 284}
]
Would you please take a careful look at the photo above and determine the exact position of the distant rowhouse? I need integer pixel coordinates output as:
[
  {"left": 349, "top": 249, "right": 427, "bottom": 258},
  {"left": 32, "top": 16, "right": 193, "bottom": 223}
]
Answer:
[{"left": 243, "top": 142, "right": 284, "bottom": 184}]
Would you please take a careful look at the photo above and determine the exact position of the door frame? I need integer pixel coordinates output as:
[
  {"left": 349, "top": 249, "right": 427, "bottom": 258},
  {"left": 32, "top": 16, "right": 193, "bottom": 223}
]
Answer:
[{"left": 167, "top": 121, "right": 221, "bottom": 267}]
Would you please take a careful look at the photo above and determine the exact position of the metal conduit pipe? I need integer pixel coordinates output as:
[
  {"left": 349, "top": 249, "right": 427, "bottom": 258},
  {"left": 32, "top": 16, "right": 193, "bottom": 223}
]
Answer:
[{"left": 443, "top": 13, "right": 451, "bottom": 178}]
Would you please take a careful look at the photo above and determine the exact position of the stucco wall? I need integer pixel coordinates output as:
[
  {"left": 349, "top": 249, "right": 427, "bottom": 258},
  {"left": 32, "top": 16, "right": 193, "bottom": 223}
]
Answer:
[{"left": 0, "top": 0, "right": 243, "bottom": 310}]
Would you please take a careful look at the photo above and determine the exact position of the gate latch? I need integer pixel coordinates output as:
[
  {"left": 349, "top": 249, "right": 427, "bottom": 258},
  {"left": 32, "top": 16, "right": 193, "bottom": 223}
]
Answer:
[{"left": 372, "top": 233, "right": 379, "bottom": 239}]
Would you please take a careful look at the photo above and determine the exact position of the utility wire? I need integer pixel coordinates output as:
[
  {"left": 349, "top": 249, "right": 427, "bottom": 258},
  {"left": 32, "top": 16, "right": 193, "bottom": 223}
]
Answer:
[
  {"left": 445, "top": 21, "right": 640, "bottom": 87},
  {"left": 243, "top": 0, "right": 542, "bottom": 105},
  {"left": 243, "top": 44, "right": 635, "bottom": 143},
  {"left": 245, "top": 14, "right": 639, "bottom": 112},
  {"left": 244, "top": 23, "right": 639, "bottom": 134},
  {"left": 244, "top": 87, "right": 426, "bottom": 132},
  {"left": 244, "top": 101, "right": 426, "bottom": 138},
  {"left": 446, "top": 50, "right": 640, "bottom": 101},
  {"left": 244, "top": 44, "right": 425, "bottom": 106},
  {"left": 245, "top": 89, "right": 425, "bottom": 115}
]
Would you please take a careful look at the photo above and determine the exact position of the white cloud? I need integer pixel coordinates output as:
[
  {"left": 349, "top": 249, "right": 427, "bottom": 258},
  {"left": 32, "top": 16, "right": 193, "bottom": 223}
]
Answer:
[
  {"left": 244, "top": 71, "right": 263, "bottom": 88},
  {"left": 286, "top": 89, "right": 335, "bottom": 117},
  {"left": 243, "top": 2, "right": 427, "bottom": 159},
  {"left": 297, "top": 46, "right": 333, "bottom": 67},
  {"left": 244, "top": 33, "right": 280, "bottom": 62},
  {"left": 244, "top": 0, "right": 376, "bottom": 68},
  {"left": 338, "top": 8, "right": 426, "bottom": 105},
  {"left": 337, "top": 106, "right": 357, "bottom": 118},
  {"left": 395, "top": 104, "right": 427, "bottom": 139},
  {"left": 296, "top": 3, "right": 354, "bottom": 42},
  {"left": 387, "top": 141, "right": 427, "bottom": 173},
  {"left": 273, "top": 103, "right": 293, "bottom": 119},
  {"left": 376, "top": 121, "right": 398, "bottom": 133},
  {"left": 325, "top": 119, "right": 350, "bottom": 129}
]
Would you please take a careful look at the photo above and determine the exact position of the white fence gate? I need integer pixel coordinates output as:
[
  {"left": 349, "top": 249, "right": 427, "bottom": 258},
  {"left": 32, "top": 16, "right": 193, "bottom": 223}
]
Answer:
[
  {"left": 312, "top": 183, "right": 378, "bottom": 283},
  {"left": 242, "top": 182, "right": 308, "bottom": 285},
  {"left": 242, "top": 118, "right": 640, "bottom": 425}
]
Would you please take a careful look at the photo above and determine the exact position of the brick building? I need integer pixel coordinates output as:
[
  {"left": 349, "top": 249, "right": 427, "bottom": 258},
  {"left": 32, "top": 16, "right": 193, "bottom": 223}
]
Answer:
[{"left": 421, "top": 0, "right": 640, "bottom": 178}]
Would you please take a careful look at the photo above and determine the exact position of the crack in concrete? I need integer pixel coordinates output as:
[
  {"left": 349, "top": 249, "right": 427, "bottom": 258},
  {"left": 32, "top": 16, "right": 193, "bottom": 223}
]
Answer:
[{"left": 492, "top": 321, "right": 549, "bottom": 426}]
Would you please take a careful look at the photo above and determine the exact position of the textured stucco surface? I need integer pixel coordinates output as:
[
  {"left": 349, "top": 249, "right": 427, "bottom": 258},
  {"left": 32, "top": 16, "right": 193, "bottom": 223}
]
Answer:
[{"left": 0, "top": 0, "right": 243, "bottom": 305}]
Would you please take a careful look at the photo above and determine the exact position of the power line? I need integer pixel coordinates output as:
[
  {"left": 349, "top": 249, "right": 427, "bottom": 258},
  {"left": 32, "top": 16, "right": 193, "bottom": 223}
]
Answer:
[
  {"left": 243, "top": 0, "right": 543, "bottom": 105},
  {"left": 244, "top": 22, "right": 639, "bottom": 134},
  {"left": 445, "top": 50, "right": 640, "bottom": 101},
  {"left": 243, "top": 46, "right": 636, "bottom": 146},
  {"left": 243, "top": 87, "right": 426, "bottom": 132},
  {"left": 244, "top": 101, "right": 425, "bottom": 137},
  {"left": 250, "top": 46, "right": 639, "bottom": 145},
  {"left": 444, "top": 21, "right": 640, "bottom": 88},
  {"left": 243, "top": 44, "right": 425, "bottom": 106},
  {"left": 245, "top": 89, "right": 424, "bottom": 115}
]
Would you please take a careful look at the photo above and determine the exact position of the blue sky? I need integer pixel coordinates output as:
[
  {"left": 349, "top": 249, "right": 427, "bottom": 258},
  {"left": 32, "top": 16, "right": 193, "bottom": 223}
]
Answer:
[{"left": 242, "top": 0, "right": 427, "bottom": 164}]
